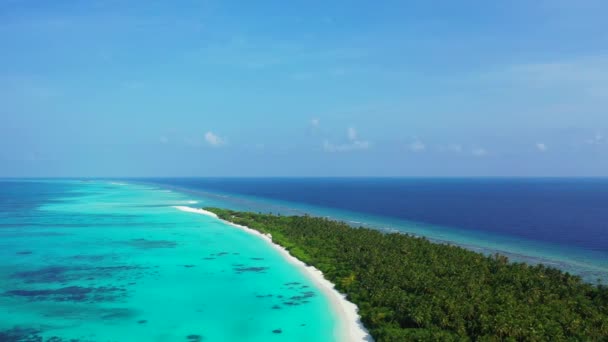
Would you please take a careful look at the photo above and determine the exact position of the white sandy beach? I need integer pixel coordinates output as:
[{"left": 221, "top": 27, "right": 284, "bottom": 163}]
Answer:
[{"left": 173, "top": 206, "right": 373, "bottom": 342}]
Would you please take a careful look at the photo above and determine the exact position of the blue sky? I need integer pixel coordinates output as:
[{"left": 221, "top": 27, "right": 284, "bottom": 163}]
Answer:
[{"left": 1, "top": 0, "right": 607, "bottom": 177}]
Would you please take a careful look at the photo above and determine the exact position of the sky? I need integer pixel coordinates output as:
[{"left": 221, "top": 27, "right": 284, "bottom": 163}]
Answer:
[{"left": 1, "top": 0, "right": 607, "bottom": 177}]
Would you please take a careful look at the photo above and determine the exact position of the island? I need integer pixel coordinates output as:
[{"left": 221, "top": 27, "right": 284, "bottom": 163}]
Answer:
[{"left": 204, "top": 207, "right": 608, "bottom": 341}]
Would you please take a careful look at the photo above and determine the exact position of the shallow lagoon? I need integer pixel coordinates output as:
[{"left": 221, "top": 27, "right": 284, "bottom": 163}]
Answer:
[{"left": 0, "top": 180, "right": 338, "bottom": 341}]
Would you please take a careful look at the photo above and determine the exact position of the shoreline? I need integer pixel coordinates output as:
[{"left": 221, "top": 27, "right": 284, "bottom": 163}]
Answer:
[
  {"left": 173, "top": 206, "right": 373, "bottom": 342},
  {"left": 139, "top": 179, "right": 607, "bottom": 284}
]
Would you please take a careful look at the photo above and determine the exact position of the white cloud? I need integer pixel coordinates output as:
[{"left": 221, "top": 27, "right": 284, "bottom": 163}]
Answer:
[
  {"left": 472, "top": 148, "right": 488, "bottom": 157},
  {"left": 160, "top": 136, "right": 169, "bottom": 144},
  {"left": 204, "top": 131, "right": 225, "bottom": 147},
  {"left": 536, "top": 142, "right": 547, "bottom": 152},
  {"left": 310, "top": 118, "right": 320, "bottom": 127},
  {"left": 408, "top": 140, "right": 426, "bottom": 152},
  {"left": 323, "top": 126, "right": 370, "bottom": 152},
  {"left": 323, "top": 140, "right": 370, "bottom": 152}
]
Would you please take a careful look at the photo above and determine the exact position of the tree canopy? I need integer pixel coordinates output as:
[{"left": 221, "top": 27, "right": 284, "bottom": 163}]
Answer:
[{"left": 205, "top": 208, "right": 608, "bottom": 341}]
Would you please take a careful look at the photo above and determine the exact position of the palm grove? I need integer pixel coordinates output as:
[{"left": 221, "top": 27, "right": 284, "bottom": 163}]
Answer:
[{"left": 206, "top": 208, "right": 608, "bottom": 341}]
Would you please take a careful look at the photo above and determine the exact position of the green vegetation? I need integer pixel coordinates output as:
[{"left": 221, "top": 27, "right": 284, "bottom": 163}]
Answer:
[{"left": 205, "top": 208, "right": 608, "bottom": 341}]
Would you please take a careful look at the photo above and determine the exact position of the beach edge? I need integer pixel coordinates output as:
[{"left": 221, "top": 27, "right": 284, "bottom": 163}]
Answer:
[{"left": 173, "top": 206, "right": 373, "bottom": 342}]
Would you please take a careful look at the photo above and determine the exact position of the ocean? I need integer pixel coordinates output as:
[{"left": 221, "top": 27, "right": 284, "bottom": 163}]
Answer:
[
  {"left": 2, "top": 177, "right": 607, "bottom": 341},
  {"left": 0, "top": 180, "right": 338, "bottom": 341},
  {"left": 142, "top": 177, "right": 608, "bottom": 284}
]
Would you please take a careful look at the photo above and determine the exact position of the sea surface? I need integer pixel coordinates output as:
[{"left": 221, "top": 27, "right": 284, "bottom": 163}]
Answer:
[
  {"left": 0, "top": 180, "right": 338, "bottom": 341},
  {"left": 2, "top": 178, "right": 607, "bottom": 341},
  {"left": 141, "top": 178, "right": 608, "bottom": 284}
]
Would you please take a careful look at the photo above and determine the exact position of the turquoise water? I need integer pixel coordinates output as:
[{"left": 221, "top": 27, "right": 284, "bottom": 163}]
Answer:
[
  {"left": 142, "top": 180, "right": 608, "bottom": 284},
  {"left": 0, "top": 180, "right": 338, "bottom": 341}
]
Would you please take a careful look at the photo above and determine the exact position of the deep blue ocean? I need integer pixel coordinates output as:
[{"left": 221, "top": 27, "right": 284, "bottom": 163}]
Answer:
[
  {"left": 142, "top": 178, "right": 608, "bottom": 252},
  {"left": 141, "top": 178, "right": 608, "bottom": 283}
]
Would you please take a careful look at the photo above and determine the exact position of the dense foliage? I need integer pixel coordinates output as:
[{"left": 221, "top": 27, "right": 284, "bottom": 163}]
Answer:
[{"left": 205, "top": 208, "right": 608, "bottom": 341}]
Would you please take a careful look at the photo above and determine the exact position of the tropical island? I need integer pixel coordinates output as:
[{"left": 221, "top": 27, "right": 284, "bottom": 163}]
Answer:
[{"left": 204, "top": 207, "right": 608, "bottom": 341}]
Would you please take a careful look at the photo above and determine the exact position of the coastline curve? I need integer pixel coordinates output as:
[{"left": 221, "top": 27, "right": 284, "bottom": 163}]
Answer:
[{"left": 173, "top": 206, "right": 373, "bottom": 342}]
